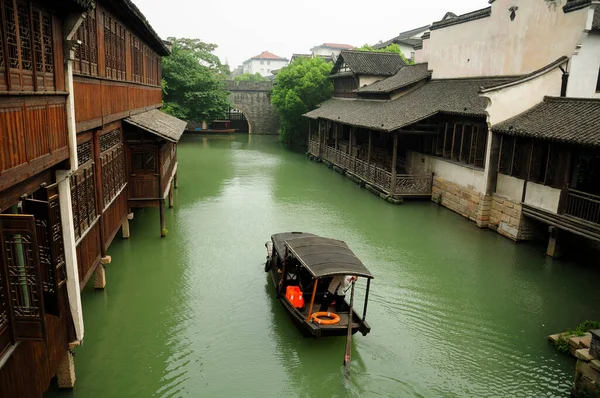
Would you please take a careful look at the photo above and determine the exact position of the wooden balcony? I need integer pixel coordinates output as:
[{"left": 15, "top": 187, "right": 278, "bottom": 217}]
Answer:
[
  {"left": 0, "top": 96, "right": 69, "bottom": 192},
  {"left": 563, "top": 189, "right": 600, "bottom": 225},
  {"left": 309, "top": 140, "right": 433, "bottom": 198}
]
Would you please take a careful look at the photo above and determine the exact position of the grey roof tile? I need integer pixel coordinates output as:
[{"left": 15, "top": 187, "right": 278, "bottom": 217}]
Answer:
[
  {"left": 125, "top": 109, "right": 187, "bottom": 143},
  {"left": 492, "top": 97, "right": 600, "bottom": 147},
  {"left": 332, "top": 50, "right": 406, "bottom": 77},
  {"left": 430, "top": 7, "right": 491, "bottom": 30},
  {"left": 305, "top": 78, "right": 511, "bottom": 132},
  {"left": 356, "top": 63, "right": 431, "bottom": 94}
]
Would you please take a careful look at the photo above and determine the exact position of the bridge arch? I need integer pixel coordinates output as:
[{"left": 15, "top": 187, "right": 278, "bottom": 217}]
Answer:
[{"left": 225, "top": 81, "right": 280, "bottom": 135}]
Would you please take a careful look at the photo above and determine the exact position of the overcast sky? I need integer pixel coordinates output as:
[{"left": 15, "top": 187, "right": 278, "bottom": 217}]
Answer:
[{"left": 132, "top": 0, "right": 486, "bottom": 69}]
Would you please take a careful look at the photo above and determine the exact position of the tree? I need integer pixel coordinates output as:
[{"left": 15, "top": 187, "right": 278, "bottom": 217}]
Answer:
[
  {"left": 271, "top": 57, "right": 333, "bottom": 147},
  {"left": 161, "top": 37, "right": 230, "bottom": 123},
  {"left": 355, "top": 43, "right": 413, "bottom": 64},
  {"left": 234, "top": 72, "right": 267, "bottom": 82}
]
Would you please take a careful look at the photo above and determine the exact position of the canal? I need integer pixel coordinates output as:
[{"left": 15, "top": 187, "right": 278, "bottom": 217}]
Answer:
[{"left": 47, "top": 134, "right": 600, "bottom": 397}]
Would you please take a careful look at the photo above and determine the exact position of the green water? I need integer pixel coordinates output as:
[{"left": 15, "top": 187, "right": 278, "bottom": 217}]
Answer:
[{"left": 47, "top": 134, "right": 600, "bottom": 397}]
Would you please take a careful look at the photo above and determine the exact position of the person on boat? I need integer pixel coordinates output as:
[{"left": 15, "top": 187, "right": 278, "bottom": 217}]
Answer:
[{"left": 320, "top": 275, "right": 357, "bottom": 312}]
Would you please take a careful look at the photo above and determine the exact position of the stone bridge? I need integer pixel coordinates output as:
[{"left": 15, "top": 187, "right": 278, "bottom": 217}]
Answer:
[{"left": 225, "top": 81, "right": 280, "bottom": 135}]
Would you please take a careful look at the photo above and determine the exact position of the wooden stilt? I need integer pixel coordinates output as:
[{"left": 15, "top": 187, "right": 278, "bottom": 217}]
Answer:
[
  {"left": 160, "top": 200, "right": 166, "bottom": 237},
  {"left": 174, "top": 172, "right": 178, "bottom": 189},
  {"left": 168, "top": 183, "right": 174, "bottom": 209},
  {"left": 390, "top": 132, "right": 398, "bottom": 195}
]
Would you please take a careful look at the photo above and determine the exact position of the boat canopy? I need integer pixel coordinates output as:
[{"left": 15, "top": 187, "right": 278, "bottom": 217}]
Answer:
[
  {"left": 271, "top": 232, "right": 317, "bottom": 261},
  {"left": 284, "top": 236, "right": 374, "bottom": 279}
]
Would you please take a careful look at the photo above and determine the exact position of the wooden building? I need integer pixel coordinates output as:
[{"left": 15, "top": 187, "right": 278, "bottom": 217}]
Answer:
[
  {"left": 0, "top": 0, "right": 184, "bottom": 395},
  {"left": 124, "top": 109, "right": 186, "bottom": 236}
]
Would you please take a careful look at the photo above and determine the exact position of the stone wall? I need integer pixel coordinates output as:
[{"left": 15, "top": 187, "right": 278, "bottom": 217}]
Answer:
[
  {"left": 225, "top": 81, "right": 280, "bottom": 135},
  {"left": 489, "top": 194, "right": 535, "bottom": 241},
  {"left": 432, "top": 177, "right": 490, "bottom": 227}
]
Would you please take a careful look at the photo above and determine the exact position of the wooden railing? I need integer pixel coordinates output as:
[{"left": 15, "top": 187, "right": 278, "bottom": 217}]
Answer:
[
  {"left": 315, "top": 144, "right": 432, "bottom": 197},
  {"left": 563, "top": 189, "right": 600, "bottom": 225}
]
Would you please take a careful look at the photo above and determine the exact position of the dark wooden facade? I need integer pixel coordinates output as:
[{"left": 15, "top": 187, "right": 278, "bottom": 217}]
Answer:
[
  {"left": 126, "top": 126, "right": 177, "bottom": 236},
  {"left": 0, "top": 0, "right": 171, "bottom": 395}
]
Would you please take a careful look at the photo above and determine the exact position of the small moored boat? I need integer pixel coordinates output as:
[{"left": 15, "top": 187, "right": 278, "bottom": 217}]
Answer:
[{"left": 265, "top": 232, "right": 373, "bottom": 338}]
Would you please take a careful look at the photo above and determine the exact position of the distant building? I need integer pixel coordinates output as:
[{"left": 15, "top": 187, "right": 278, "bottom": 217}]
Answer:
[
  {"left": 231, "top": 65, "right": 244, "bottom": 78},
  {"left": 242, "top": 51, "right": 289, "bottom": 77},
  {"left": 310, "top": 43, "right": 354, "bottom": 62},
  {"left": 373, "top": 13, "right": 456, "bottom": 61}
]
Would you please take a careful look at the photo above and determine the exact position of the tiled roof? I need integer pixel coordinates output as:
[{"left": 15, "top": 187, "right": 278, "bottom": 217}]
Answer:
[
  {"left": 305, "top": 77, "right": 511, "bottom": 132},
  {"left": 320, "top": 43, "right": 354, "bottom": 49},
  {"left": 373, "top": 25, "right": 429, "bottom": 49},
  {"left": 356, "top": 63, "right": 431, "bottom": 94},
  {"left": 252, "top": 51, "right": 286, "bottom": 60},
  {"left": 332, "top": 50, "right": 406, "bottom": 77},
  {"left": 563, "top": 0, "right": 592, "bottom": 13},
  {"left": 492, "top": 97, "right": 600, "bottom": 147},
  {"left": 430, "top": 7, "right": 491, "bottom": 30},
  {"left": 125, "top": 109, "right": 187, "bottom": 143}
]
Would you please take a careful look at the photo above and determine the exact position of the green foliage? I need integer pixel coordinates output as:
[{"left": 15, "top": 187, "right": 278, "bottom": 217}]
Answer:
[
  {"left": 271, "top": 57, "right": 333, "bottom": 147},
  {"left": 355, "top": 43, "right": 413, "bottom": 64},
  {"left": 161, "top": 37, "right": 230, "bottom": 123},
  {"left": 234, "top": 72, "right": 267, "bottom": 82},
  {"left": 553, "top": 320, "right": 600, "bottom": 353}
]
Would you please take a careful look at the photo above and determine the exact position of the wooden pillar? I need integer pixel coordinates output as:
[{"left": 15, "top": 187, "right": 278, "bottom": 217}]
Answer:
[
  {"left": 174, "top": 172, "right": 178, "bottom": 189},
  {"left": 168, "top": 182, "right": 174, "bottom": 208},
  {"left": 317, "top": 120, "right": 323, "bottom": 158},
  {"left": 367, "top": 130, "right": 372, "bottom": 166},
  {"left": 307, "top": 279, "right": 318, "bottom": 322},
  {"left": 308, "top": 119, "right": 312, "bottom": 146},
  {"left": 546, "top": 226, "right": 560, "bottom": 258},
  {"left": 390, "top": 132, "right": 398, "bottom": 195},
  {"left": 160, "top": 200, "right": 166, "bottom": 237},
  {"left": 334, "top": 123, "right": 338, "bottom": 150},
  {"left": 349, "top": 127, "right": 353, "bottom": 156}
]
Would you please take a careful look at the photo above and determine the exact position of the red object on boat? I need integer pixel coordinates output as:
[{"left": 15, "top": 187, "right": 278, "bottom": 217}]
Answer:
[{"left": 285, "top": 286, "right": 305, "bottom": 308}]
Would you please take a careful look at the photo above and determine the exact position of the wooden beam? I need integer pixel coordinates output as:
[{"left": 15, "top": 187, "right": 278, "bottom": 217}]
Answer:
[
  {"left": 334, "top": 123, "right": 338, "bottom": 150},
  {"left": 497, "top": 135, "right": 503, "bottom": 173},
  {"left": 522, "top": 139, "right": 535, "bottom": 203},
  {"left": 450, "top": 123, "right": 457, "bottom": 160},
  {"left": 348, "top": 126, "right": 353, "bottom": 156},
  {"left": 459, "top": 125, "right": 465, "bottom": 162},
  {"left": 367, "top": 130, "right": 372, "bottom": 166},
  {"left": 442, "top": 122, "right": 448, "bottom": 157}
]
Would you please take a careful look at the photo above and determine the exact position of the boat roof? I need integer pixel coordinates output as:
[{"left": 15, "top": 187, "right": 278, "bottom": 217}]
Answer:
[
  {"left": 271, "top": 232, "right": 317, "bottom": 259},
  {"left": 284, "top": 236, "right": 374, "bottom": 279}
]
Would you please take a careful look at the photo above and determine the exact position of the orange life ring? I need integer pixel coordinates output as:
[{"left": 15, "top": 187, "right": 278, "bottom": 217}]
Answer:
[{"left": 310, "top": 312, "right": 341, "bottom": 325}]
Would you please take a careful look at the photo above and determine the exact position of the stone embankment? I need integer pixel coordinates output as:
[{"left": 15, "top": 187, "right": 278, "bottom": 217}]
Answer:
[{"left": 549, "top": 329, "right": 600, "bottom": 396}]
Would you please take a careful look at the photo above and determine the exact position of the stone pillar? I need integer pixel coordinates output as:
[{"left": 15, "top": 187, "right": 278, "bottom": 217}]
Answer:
[
  {"left": 95, "top": 257, "right": 110, "bottom": 290},
  {"left": 121, "top": 219, "right": 130, "bottom": 239},
  {"left": 160, "top": 200, "right": 166, "bottom": 237},
  {"left": 547, "top": 226, "right": 560, "bottom": 257},
  {"left": 56, "top": 350, "right": 76, "bottom": 388},
  {"left": 476, "top": 195, "right": 493, "bottom": 228}
]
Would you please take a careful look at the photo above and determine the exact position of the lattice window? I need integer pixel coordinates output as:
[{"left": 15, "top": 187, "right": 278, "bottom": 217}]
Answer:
[
  {"left": 77, "top": 141, "right": 92, "bottom": 166},
  {"left": 104, "top": 13, "right": 114, "bottom": 78},
  {"left": 74, "top": 13, "right": 91, "bottom": 75},
  {"left": 132, "top": 36, "right": 142, "bottom": 83},
  {"left": 1, "top": 0, "right": 55, "bottom": 91},
  {"left": 117, "top": 24, "right": 125, "bottom": 80},
  {"left": 100, "top": 129, "right": 121, "bottom": 152},
  {"left": 70, "top": 165, "right": 96, "bottom": 240},
  {"left": 101, "top": 143, "right": 125, "bottom": 208}
]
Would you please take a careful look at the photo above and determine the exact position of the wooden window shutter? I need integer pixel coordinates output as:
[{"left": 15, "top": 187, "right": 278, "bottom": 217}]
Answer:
[
  {"left": 0, "top": 214, "right": 46, "bottom": 341},
  {"left": 22, "top": 185, "right": 66, "bottom": 317}
]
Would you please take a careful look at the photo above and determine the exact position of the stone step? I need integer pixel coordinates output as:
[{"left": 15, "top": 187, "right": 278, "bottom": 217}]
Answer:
[
  {"left": 575, "top": 348, "right": 595, "bottom": 362},
  {"left": 570, "top": 333, "right": 592, "bottom": 349}
]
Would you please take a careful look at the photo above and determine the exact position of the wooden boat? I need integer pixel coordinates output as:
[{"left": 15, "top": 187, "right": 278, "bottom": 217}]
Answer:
[{"left": 265, "top": 232, "right": 373, "bottom": 338}]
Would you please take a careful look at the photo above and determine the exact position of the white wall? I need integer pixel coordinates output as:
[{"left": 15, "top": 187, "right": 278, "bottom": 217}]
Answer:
[
  {"left": 567, "top": 32, "right": 600, "bottom": 98},
  {"left": 524, "top": 182, "right": 561, "bottom": 213},
  {"left": 407, "top": 150, "right": 486, "bottom": 193},
  {"left": 427, "top": 0, "right": 589, "bottom": 78},
  {"left": 359, "top": 75, "right": 384, "bottom": 88},
  {"left": 312, "top": 46, "right": 344, "bottom": 58},
  {"left": 483, "top": 66, "right": 564, "bottom": 126},
  {"left": 398, "top": 44, "right": 416, "bottom": 62},
  {"left": 496, "top": 174, "right": 525, "bottom": 202},
  {"left": 242, "top": 59, "right": 288, "bottom": 77}
]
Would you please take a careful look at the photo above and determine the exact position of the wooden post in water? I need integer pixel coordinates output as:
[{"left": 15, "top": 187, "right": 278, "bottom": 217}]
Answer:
[
  {"left": 307, "top": 279, "right": 318, "bottom": 322},
  {"left": 174, "top": 171, "right": 178, "bottom": 189},
  {"left": 168, "top": 182, "right": 174, "bottom": 208},
  {"left": 344, "top": 280, "right": 356, "bottom": 373},
  {"left": 390, "top": 132, "right": 398, "bottom": 195},
  {"left": 160, "top": 199, "right": 166, "bottom": 237}
]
